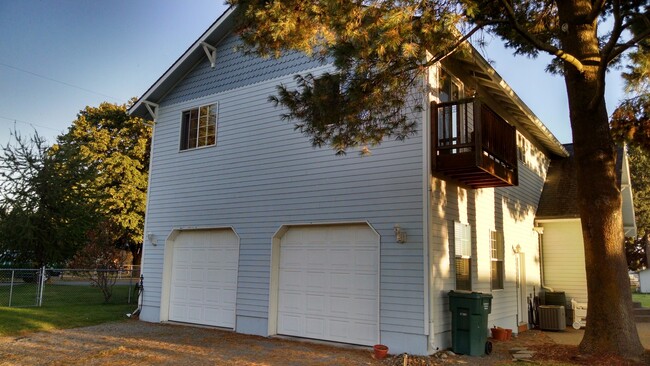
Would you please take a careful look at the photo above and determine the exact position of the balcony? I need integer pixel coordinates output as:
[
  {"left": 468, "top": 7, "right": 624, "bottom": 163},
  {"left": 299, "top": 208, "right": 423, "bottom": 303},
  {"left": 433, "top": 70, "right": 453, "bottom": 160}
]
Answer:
[{"left": 432, "top": 98, "right": 518, "bottom": 188}]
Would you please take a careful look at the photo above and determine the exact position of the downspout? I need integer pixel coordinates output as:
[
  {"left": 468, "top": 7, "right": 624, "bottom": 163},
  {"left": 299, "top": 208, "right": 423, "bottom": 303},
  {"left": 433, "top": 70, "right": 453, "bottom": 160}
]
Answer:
[
  {"left": 534, "top": 225, "right": 553, "bottom": 292},
  {"left": 422, "top": 62, "right": 433, "bottom": 352},
  {"left": 126, "top": 106, "right": 156, "bottom": 319}
]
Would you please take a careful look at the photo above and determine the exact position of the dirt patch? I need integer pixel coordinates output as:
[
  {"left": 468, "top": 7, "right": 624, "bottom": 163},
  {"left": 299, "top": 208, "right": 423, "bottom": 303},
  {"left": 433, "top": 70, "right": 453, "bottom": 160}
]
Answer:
[{"left": 0, "top": 321, "right": 648, "bottom": 366}]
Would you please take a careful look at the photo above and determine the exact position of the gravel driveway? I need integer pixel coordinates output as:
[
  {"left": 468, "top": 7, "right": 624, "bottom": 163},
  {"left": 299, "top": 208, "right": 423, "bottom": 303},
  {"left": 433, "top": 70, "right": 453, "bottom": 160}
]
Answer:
[
  {"left": 2, "top": 320, "right": 647, "bottom": 365},
  {"left": 0, "top": 321, "right": 379, "bottom": 366}
]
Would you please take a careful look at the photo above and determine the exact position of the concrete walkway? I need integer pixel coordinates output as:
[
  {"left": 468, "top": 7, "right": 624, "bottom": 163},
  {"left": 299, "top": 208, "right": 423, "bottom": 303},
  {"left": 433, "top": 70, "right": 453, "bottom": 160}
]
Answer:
[{"left": 544, "top": 323, "right": 650, "bottom": 350}]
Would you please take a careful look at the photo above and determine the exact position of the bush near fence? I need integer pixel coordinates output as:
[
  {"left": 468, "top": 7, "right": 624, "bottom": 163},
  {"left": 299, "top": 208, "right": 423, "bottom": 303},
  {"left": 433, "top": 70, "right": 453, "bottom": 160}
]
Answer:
[{"left": 0, "top": 267, "right": 140, "bottom": 307}]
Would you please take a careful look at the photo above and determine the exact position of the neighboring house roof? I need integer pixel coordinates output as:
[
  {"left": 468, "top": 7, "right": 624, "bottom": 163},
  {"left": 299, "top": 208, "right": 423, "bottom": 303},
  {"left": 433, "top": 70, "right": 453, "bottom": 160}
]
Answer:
[
  {"left": 537, "top": 143, "right": 637, "bottom": 236},
  {"left": 536, "top": 144, "right": 579, "bottom": 220},
  {"left": 129, "top": 6, "right": 567, "bottom": 158}
]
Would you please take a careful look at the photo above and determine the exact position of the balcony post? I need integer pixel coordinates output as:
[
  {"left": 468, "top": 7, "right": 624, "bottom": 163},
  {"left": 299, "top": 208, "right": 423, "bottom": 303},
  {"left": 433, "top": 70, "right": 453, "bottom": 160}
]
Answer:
[
  {"left": 430, "top": 101, "right": 438, "bottom": 170},
  {"left": 473, "top": 98, "right": 482, "bottom": 165}
]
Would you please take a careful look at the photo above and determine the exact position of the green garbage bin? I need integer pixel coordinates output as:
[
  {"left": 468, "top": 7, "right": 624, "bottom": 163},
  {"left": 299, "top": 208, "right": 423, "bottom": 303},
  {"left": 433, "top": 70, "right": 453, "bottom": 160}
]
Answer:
[{"left": 448, "top": 290, "right": 493, "bottom": 356}]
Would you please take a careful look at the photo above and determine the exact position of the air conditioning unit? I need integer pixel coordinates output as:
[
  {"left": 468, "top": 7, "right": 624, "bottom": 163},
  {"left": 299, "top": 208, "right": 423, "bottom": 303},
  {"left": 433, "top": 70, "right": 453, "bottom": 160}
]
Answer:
[{"left": 539, "top": 305, "right": 566, "bottom": 331}]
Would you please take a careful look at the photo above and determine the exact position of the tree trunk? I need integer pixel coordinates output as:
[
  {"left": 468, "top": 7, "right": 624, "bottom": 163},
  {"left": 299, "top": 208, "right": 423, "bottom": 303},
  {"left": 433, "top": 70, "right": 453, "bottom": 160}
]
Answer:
[
  {"left": 557, "top": 0, "right": 644, "bottom": 359},
  {"left": 131, "top": 244, "right": 142, "bottom": 267}
]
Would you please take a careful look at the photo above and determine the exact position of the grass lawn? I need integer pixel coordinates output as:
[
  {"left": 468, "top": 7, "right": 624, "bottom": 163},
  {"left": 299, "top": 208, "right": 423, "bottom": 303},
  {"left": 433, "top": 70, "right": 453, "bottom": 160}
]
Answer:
[
  {"left": 0, "top": 284, "right": 135, "bottom": 336},
  {"left": 633, "top": 292, "right": 650, "bottom": 307}
]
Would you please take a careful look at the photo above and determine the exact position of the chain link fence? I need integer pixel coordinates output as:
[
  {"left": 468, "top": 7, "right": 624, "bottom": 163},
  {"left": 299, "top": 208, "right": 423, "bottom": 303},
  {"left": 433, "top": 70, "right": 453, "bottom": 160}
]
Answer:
[{"left": 0, "top": 267, "right": 141, "bottom": 307}]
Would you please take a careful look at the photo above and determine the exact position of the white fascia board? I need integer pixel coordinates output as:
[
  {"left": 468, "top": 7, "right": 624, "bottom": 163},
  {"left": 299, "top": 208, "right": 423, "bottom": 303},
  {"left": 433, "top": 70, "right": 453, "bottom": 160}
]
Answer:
[
  {"left": 463, "top": 46, "right": 568, "bottom": 157},
  {"left": 129, "top": 6, "right": 237, "bottom": 118},
  {"left": 535, "top": 218, "right": 581, "bottom": 224}
]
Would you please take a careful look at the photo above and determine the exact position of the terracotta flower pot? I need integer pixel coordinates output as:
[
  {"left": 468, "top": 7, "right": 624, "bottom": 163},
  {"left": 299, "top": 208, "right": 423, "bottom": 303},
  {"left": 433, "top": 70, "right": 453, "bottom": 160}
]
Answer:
[
  {"left": 491, "top": 327, "right": 509, "bottom": 341},
  {"left": 506, "top": 328, "right": 513, "bottom": 340},
  {"left": 373, "top": 344, "right": 389, "bottom": 359}
]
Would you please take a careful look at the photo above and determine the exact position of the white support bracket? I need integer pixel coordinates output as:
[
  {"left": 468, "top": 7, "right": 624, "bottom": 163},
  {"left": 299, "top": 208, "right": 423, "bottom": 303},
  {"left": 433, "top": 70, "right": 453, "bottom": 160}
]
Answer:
[
  {"left": 143, "top": 101, "right": 159, "bottom": 122},
  {"left": 201, "top": 42, "right": 217, "bottom": 68}
]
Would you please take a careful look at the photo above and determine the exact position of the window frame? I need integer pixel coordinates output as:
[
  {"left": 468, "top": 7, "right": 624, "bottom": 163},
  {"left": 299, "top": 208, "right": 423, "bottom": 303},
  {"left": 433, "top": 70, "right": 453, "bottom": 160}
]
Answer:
[
  {"left": 179, "top": 103, "right": 218, "bottom": 151},
  {"left": 454, "top": 221, "right": 472, "bottom": 291},
  {"left": 490, "top": 230, "right": 505, "bottom": 290}
]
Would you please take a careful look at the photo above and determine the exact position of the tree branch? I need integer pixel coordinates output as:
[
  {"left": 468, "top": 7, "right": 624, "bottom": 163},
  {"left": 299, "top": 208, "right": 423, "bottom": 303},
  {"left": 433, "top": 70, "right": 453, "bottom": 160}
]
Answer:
[
  {"left": 586, "top": 0, "right": 607, "bottom": 23},
  {"left": 608, "top": 26, "right": 650, "bottom": 63},
  {"left": 590, "top": 0, "right": 623, "bottom": 110},
  {"left": 497, "top": 0, "right": 585, "bottom": 73},
  {"left": 601, "top": 0, "right": 623, "bottom": 61},
  {"left": 420, "top": 20, "right": 504, "bottom": 68}
]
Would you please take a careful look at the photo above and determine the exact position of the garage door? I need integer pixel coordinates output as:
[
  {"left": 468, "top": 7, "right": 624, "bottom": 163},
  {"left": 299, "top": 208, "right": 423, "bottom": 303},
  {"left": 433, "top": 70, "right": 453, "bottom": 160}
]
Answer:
[
  {"left": 169, "top": 230, "right": 238, "bottom": 328},
  {"left": 278, "top": 224, "right": 379, "bottom": 346}
]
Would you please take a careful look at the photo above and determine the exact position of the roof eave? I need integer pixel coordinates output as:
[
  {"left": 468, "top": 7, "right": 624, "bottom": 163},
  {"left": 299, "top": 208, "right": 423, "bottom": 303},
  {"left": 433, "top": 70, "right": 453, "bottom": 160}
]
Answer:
[
  {"left": 453, "top": 46, "right": 568, "bottom": 158},
  {"left": 129, "top": 6, "right": 238, "bottom": 119}
]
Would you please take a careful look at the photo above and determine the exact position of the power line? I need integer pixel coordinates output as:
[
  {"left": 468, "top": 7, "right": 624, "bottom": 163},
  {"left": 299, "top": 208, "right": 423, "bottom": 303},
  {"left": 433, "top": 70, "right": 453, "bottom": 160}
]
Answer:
[
  {"left": 0, "top": 115, "right": 63, "bottom": 133},
  {"left": 0, "top": 61, "right": 120, "bottom": 101}
]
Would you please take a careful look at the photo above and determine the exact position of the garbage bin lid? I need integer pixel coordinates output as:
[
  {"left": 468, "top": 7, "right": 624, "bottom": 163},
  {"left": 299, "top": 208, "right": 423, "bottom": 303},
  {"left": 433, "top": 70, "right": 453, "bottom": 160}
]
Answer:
[{"left": 448, "top": 290, "right": 493, "bottom": 299}]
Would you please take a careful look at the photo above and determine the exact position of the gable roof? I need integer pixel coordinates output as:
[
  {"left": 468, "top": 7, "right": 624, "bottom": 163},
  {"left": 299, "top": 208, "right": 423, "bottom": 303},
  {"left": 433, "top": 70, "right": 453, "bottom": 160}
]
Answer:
[
  {"left": 129, "top": 6, "right": 567, "bottom": 158},
  {"left": 129, "top": 6, "right": 238, "bottom": 118},
  {"left": 536, "top": 144, "right": 579, "bottom": 220},
  {"left": 537, "top": 144, "right": 636, "bottom": 236}
]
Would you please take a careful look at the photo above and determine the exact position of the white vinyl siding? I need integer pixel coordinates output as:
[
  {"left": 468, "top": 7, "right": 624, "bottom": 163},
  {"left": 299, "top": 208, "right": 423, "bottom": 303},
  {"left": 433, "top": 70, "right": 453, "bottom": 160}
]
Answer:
[{"left": 540, "top": 220, "right": 587, "bottom": 304}]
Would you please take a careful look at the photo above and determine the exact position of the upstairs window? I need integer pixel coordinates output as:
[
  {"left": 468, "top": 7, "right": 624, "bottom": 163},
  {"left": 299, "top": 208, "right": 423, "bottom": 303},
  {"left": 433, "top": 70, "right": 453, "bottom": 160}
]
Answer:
[
  {"left": 490, "top": 230, "right": 505, "bottom": 290},
  {"left": 454, "top": 221, "right": 472, "bottom": 291},
  {"left": 180, "top": 104, "right": 217, "bottom": 151}
]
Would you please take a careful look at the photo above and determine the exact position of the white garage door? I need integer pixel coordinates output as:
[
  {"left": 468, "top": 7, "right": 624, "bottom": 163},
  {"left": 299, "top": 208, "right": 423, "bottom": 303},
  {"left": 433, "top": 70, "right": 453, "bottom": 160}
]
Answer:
[
  {"left": 169, "top": 230, "right": 238, "bottom": 328},
  {"left": 278, "top": 224, "right": 379, "bottom": 346}
]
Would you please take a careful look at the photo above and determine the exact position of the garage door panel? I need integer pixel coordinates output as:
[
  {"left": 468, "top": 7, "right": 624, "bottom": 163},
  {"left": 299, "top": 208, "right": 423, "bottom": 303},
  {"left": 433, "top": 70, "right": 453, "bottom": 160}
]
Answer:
[
  {"left": 278, "top": 225, "right": 379, "bottom": 346},
  {"left": 279, "top": 313, "right": 302, "bottom": 333},
  {"left": 355, "top": 250, "right": 377, "bottom": 268},
  {"left": 329, "top": 250, "right": 353, "bottom": 268},
  {"left": 305, "top": 317, "right": 325, "bottom": 336},
  {"left": 306, "top": 249, "right": 328, "bottom": 267},
  {"left": 354, "top": 274, "right": 377, "bottom": 294},
  {"left": 279, "top": 270, "right": 304, "bottom": 289},
  {"left": 306, "top": 271, "right": 327, "bottom": 290},
  {"left": 306, "top": 294, "right": 325, "bottom": 312},
  {"left": 279, "top": 292, "right": 303, "bottom": 311},
  {"left": 169, "top": 230, "right": 238, "bottom": 328},
  {"left": 222, "top": 289, "right": 237, "bottom": 306},
  {"left": 330, "top": 272, "right": 350, "bottom": 292}
]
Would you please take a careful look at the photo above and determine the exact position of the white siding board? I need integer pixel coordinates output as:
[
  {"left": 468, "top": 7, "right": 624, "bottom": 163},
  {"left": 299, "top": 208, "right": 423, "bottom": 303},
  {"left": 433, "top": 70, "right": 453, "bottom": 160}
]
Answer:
[{"left": 540, "top": 220, "right": 587, "bottom": 304}]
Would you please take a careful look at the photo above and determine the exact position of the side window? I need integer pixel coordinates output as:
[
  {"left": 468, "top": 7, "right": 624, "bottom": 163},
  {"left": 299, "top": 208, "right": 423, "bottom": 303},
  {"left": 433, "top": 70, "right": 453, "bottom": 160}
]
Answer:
[
  {"left": 517, "top": 133, "right": 528, "bottom": 164},
  {"left": 454, "top": 221, "right": 472, "bottom": 291},
  {"left": 490, "top": 230, "right": 505, "bottom": 290},
  {"left": 180, "top": 103, "right": 217, "bottom": 151},
  {"left": 437, "top": 69, "right": 472, "bottom": 149},
  {"left": 439, "top": 69, "right": 461, "bottom": 103}
]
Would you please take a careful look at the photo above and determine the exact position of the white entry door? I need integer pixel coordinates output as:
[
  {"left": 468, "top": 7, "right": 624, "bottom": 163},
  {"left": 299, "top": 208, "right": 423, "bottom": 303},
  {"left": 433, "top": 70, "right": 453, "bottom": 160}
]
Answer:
[
  {"left": 277, "top": 224, "right": 379, "bottom": 346},
  {"left": 169, "top": 230, "right": 238, "bottom": 328}
]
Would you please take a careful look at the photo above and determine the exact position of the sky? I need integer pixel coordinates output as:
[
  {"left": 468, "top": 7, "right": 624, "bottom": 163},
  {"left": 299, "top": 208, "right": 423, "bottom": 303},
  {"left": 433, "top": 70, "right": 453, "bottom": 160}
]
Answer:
[{"left": 0, "top": 1, "right": 631, "bottom": 147}]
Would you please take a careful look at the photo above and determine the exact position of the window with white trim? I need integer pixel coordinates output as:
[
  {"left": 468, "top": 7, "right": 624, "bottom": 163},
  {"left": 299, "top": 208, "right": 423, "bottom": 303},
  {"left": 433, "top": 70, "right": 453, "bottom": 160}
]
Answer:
[
  {"left": 180, "top": 104, "right": 217, "bottom": 150},
  {"left": 454, "top": 221, "right": 472, "bottom": 291},
  {"left": 490, "top": 230, "right": 505, "bottom": 290}
]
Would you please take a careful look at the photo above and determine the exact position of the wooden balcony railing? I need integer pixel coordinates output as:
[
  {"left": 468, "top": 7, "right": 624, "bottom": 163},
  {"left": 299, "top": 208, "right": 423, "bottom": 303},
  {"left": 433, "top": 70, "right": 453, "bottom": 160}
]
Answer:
[{"left": 432, "top": 98, "right": 518, "bottom": 188}]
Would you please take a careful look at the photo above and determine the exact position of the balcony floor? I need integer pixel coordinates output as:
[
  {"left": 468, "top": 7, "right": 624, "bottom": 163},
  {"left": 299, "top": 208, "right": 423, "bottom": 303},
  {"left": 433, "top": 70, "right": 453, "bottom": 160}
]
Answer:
[{"left": 435, "top": 152, "right": 517, "bottom": 189}]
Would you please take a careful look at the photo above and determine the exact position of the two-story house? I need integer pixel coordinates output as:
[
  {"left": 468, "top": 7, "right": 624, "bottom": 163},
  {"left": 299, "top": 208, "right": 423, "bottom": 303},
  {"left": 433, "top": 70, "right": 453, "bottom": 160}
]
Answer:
[{"left": 129, "top": 6, "right": 568, "bottom": 355}]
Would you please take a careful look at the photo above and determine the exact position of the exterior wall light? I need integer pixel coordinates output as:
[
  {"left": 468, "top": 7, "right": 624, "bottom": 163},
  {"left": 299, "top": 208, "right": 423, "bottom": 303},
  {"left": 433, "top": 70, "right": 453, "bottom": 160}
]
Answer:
[
  {"left": 394, "top": 224, "right": 407, "bottom": 244},
  {"left": 147, "top": 232, "right": 158, "bottom": 246}
]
